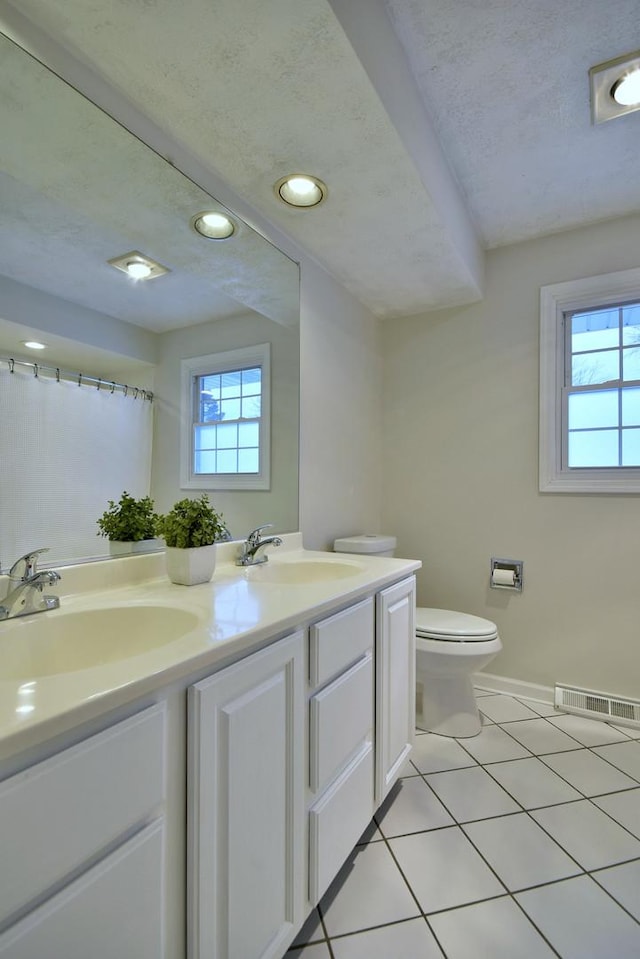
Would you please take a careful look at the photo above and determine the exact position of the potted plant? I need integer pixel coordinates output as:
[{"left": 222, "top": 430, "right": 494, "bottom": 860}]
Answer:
[
  {"left": 96, "top": 491, "right": 161, "bottom": 555},
  {"left": 156, "top": 493, "right": 227, "bottom": 585}
]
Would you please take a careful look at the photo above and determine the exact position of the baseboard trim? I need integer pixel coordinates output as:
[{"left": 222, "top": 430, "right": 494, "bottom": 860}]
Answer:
[{"left": 473, "top": 671, "right": 554, "bottom": 705}]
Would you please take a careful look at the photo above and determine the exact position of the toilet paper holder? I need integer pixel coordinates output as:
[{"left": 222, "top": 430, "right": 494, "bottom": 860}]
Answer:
[{"left": 490, "top": 557, "right": 523, "bottom": 591}]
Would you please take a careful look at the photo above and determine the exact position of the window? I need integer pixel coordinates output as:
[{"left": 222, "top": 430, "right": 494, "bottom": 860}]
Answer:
[
  {"left": 540, "top": 267, "right": 640, "bottom": 492},
  {"left": 180, "top": 344, "right": 270, "bottom": 490}
]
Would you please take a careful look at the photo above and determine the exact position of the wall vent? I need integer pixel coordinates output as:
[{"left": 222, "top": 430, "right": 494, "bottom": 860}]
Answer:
[{"left": 555, "top": 684, "right": 640, "bottom": 728}]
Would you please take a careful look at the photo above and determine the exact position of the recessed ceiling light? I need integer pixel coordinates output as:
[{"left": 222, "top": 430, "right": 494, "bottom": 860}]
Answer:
[
  {"left": 107, "top": 251, "right": 170, "bottom": 280},
  {"left": 22, "top": 340, "right": 46, "bottom": 350},
  {"left": 191, "top": 211, "right": 236, "bottom": 239},
  {"left": 590, "top": 50, "right": 640, "bottom": 123},
  {"left": 275, "top": 174, "right": 327, "bottom": 208},
  {"left": 611, "top": 69, "right": 640, "bottom": 106}
]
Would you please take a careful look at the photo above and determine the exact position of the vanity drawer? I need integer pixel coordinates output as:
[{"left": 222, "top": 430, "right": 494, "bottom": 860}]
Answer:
[
  {"left": 309, "top": 597, "right": 374, "bottom": 687},
  {"left": 309, "top": 651, "right": 373, "bottom": 793},
  {"left": 308, "top": 743, "right": 374, "bottom": 904},
  {"left": 0, "top": 703, "right": 165, "bottom": 925}
]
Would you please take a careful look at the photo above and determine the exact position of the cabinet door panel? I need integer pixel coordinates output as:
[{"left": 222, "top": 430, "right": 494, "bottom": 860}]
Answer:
[
  {"left": 309, "top": 652, "right": 373, "bottom": 793},
  {"left": 0, "top": 820, "right": 164, "bottom": 959},
  {"left": 309, "top": 597, "right": 374, "bottom": 687},
  {"left": 188, "top": 632, "right": 304, "bottom": 959},
  {"left": 0, "top": 703, "right": 165, "bottom": 925},
  {"left": 376, "top": 577, "right": 416, "bottom": 803},
  {"left": 308, "top": 743, "right": 374, "bottom": 905}
]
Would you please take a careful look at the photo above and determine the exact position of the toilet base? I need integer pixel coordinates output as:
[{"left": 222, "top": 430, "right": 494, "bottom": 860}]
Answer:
[{"left": 417, "top": 672, "right": 482, "bottom": 738}]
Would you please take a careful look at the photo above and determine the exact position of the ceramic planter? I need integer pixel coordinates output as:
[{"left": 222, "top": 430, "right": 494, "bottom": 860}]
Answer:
[{"left": 165, "top": 544, "right": 217, "bottom": 586}]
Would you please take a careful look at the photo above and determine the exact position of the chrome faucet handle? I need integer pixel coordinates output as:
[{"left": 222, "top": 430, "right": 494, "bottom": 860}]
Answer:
[
  {"left": 246, "top": 524, "right": 273, "bottom": 546},
  {"left": 8, "top": 548, "right": 50, "bottom": 583}
]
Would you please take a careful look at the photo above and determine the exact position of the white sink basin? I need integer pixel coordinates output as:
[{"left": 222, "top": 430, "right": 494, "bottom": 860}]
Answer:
[
  {"left": 0, "top": 604, "right": 200, "bottom": 680},
  {"left": 246, "top": 559, "right": 364, "bottom": 585}
]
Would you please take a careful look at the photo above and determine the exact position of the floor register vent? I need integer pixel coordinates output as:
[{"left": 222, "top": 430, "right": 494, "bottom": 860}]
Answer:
[{"left": 555, "top": 684, "right": 640, "bottom": 728}]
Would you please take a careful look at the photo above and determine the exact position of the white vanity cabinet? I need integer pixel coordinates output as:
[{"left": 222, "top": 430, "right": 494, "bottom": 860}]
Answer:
[
  {"left": 0, "top": 562, "right": 417, "bottom": 959},
  {"left": 0, "top": 703, "right": 166, "bottom": 958},
  {"left": 375, "top": 576, "right": 416, "bottom": 802},
  {"left": 187, "top": 630, "right": 305, "bottom": 959}
]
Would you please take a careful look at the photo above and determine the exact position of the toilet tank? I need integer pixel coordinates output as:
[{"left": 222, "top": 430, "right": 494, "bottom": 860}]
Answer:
[{"left": 333, "top": 534, "right": 397, "bottom": 558}]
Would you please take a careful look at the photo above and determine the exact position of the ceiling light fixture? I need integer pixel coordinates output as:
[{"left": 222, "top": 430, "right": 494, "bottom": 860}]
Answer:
[
  {"left": 590, "top": 50, "right": 640, "bottom": 123},
  {"left": 191, "top": 211, "right": 236, "bottom": 239},
  {"left": 107, "top": 251, "right": 170, "bottom": 280},
  {"left": 274, "top": 174, "right": 327, "bottom": 208},
  {"left": 22, "top": 340, "right": 47, "bottom": 350}
]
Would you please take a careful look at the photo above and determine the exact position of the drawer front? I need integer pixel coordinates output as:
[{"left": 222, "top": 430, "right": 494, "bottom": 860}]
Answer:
[
  {"left": 0, "top": 819, "right": 164, "bottom": 959},
  {"left": 308, "top": 743, "right": 374, "bottom": 905},
  {"left": 309, "top": 597, "right": 374, "bottom": 687},
  {"left": 309, "top": 652, "right": 373, "bottom": 793},
  {"left": 0, "top": 703, "right": 165, "bottom": 925}
]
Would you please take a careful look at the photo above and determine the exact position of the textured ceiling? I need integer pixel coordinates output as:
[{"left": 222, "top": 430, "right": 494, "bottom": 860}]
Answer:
[
  {"left": 384, "top": 0, "right": 640, "bottom": 249},
  {"left": 0, "top": 32, "right": 299, "bottom": 338},
  {"left": 1, "top": 0, "right": 639, "bottom": 325}
]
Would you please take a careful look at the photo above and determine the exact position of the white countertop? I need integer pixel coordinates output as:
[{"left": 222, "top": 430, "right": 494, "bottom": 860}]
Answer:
[{"left": 0, "top": 535, "right": 420, "bottom": 762}]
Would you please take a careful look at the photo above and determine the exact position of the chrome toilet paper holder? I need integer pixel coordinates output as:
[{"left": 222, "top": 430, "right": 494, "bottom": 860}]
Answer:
[{"left": 490, "top": 558, "right": 523, "bottom": 591}]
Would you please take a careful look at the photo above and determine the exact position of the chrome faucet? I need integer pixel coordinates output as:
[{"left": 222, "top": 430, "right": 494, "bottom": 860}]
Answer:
[
  {"left": 0, "top": 548, "right": 61, "bottom": 621},
  {"left": 236, "top": 525, "right": 283, "bottom": 567}
]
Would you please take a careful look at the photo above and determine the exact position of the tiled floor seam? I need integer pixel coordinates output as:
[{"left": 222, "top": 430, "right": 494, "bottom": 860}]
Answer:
[
  {"left": 581, "top": 795, "right": 640, "bottom": 845},
  {"left": 490, "top": 713, "right": 588, "bottom": 755},
  {"left": 590, "top": 860, "right": 640, "bottom": 928},
  {"left": 587, "top": 747, "right": 640, "bottom": 785},
  {"left": 473, "top": 746, "right": 640, "bottom": 873},
  {"left": 321, "top": 914, "right": 442, "bottom": 946},
  {"left": 414, "top": 736, "right": 640, "bottom": 890},
  {"left": 293, "top": 697, "right": 640, "bottom": 955},
  {"left": 377, "top": 788, "right": 570, "bottom": 955}
]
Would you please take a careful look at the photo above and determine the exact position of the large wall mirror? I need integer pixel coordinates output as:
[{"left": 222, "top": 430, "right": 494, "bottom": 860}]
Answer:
[{"left": 0, "top": 31, "right": 300, "bottom": 570}]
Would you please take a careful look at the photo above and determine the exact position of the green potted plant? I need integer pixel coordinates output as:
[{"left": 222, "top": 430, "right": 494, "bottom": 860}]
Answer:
[
  {"left": 156, "top": 493, "right": 227, "bottom": 585},
  {"left": 96, "top": 491, "right": 161, "bottom": 555}
]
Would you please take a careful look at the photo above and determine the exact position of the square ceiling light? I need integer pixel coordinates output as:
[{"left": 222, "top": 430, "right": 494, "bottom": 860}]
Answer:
[
  {"left": 590, "top": 51, "right": 640, "bottom": 124},
  {"left": 107, "top": 251, "right": 170, "bottom": 280}
]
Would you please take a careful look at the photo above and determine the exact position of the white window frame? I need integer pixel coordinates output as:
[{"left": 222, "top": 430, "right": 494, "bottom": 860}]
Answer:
[
  {"left": 540, "top": 267, "right": 640, "bottom": 493},
  {"left": 180, "top": 343, "right": 270, "bottom": 490}
]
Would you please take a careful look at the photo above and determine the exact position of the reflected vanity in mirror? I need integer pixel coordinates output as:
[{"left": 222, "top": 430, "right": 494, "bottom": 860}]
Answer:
[{"left": 0, "top": 31, "right": 300, "bottom": 570}]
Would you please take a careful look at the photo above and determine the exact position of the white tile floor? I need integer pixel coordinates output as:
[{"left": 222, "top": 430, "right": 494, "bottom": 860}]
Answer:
[{"left": 288, "top": 692, "right": 640, "bottom": 959}]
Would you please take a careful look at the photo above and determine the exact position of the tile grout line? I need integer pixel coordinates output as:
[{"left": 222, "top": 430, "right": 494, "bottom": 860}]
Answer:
[
  {"left": 386, "top": 768, "right": 569, "bottom": 956},
  {"left": 413, "top": 721, "right": 640, "bottom": 921},
  {"left": 291, "top": 698, "right": 640, "bottom": 954}
]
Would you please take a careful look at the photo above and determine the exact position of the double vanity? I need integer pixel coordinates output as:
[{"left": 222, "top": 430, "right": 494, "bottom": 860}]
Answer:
[{"left": 0, "top": 535, "right": 419, "bottom": 958}]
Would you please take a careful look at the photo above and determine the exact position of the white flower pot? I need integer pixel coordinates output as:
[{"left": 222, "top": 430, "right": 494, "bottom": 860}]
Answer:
[{"left": 165, "top": 544, "right": 217, "bottom": 586}]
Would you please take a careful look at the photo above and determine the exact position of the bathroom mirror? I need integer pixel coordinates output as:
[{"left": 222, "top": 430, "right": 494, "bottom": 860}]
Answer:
[{"left": 0, "top": 31, "right": 300, "bottom": 568}]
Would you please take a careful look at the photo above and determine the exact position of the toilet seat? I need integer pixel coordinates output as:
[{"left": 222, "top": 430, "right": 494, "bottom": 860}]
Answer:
[{"left": 416, "top": 607, "right": 498, "bottom": 642}]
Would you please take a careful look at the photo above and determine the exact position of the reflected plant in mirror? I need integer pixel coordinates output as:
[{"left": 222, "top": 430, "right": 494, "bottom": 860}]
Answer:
[
  {"left": 0, "top": 31, "right": 299, "bottom": 570},
  {"left": 96, "top": 492, "right": 159, "bottom": 543}
]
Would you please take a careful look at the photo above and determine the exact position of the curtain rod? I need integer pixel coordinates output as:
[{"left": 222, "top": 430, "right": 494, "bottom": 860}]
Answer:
[{"left": 0, "top": 355, "right": 153, "bottom": 402}]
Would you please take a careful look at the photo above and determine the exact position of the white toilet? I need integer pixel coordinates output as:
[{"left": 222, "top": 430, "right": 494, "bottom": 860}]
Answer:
[
  {"left": 334, "top": 534, "right": 502, "bottom": 739},
  {"left": 415, "top": 608, "right": 501, "bottom": 738}
]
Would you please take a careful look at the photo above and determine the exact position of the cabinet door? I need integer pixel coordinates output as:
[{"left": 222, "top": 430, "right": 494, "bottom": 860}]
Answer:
[
  {"left": 0, "top": 820, "right": 164, "bottom": 959},
  {"left": 0, "top": 703, "right": 165, "bottom": 927},
  {"left": 375, "top": 577, "right": 416, "bottom": 803},
  {"left": 188, "top": 631, "right": 304, "bottom": 959}
]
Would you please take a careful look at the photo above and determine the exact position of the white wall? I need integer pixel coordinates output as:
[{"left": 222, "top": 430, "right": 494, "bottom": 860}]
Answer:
[
  {"left": 381, "top": 213, "right": 640, "bottom": 699},
  {"left": 151, "top": 311, "right": 299, "bottom": 539},
  {"left": 299, "top": 259, "right": 383, "bottom": 550}
]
